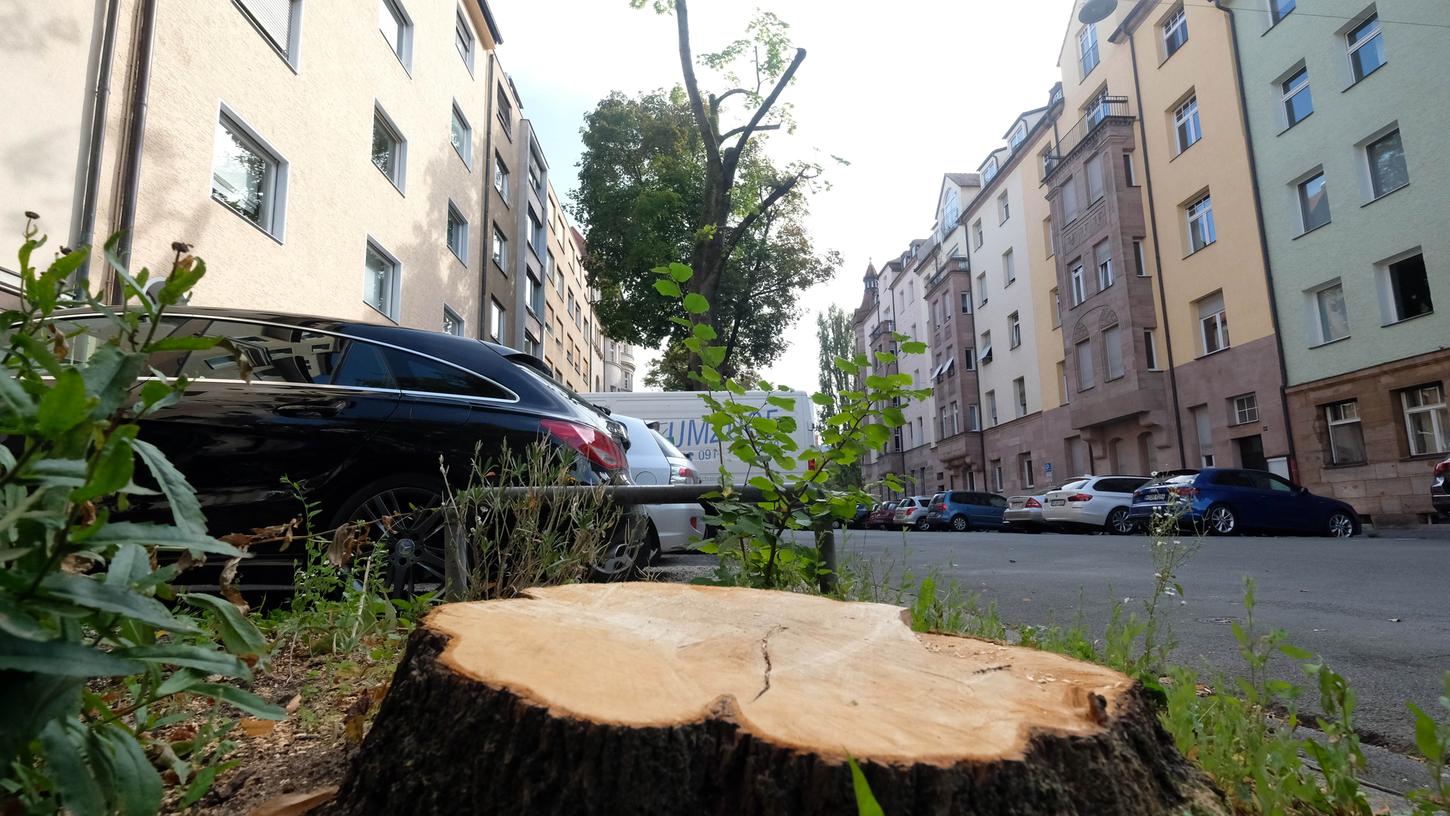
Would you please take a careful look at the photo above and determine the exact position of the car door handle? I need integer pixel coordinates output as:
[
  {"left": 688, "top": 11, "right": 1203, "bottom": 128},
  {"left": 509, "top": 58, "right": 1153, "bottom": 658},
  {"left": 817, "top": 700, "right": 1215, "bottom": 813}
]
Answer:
[{"left": 276, "top": 399, "right": 347, "bottom": 418}]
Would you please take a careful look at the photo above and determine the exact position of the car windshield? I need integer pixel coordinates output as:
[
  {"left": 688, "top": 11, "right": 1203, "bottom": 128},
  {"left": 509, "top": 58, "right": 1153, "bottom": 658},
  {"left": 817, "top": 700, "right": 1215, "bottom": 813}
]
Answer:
[
  {"left": 1146, "top": 473, "right": 1198, "bottom": 487},
  {"left": 1057, "top": 479, "right": 1089, "bottom": 491}
]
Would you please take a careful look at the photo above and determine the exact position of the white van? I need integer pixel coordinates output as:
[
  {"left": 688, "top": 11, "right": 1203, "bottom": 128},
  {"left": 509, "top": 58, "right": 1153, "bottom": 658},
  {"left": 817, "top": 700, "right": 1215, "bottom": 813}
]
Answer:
[{"left": 580, "top": 391, "right": 814, "bottom": 486}]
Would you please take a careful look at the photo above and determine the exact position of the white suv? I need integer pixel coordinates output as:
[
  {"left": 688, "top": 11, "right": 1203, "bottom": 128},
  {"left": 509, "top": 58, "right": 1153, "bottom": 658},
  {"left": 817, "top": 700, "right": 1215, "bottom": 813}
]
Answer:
[
  {"left": 613, "top": 414, "right": 703, "bottom": 559},
  {"left": 1042, "top": 475, "right": 1151, "bottom": 534}
]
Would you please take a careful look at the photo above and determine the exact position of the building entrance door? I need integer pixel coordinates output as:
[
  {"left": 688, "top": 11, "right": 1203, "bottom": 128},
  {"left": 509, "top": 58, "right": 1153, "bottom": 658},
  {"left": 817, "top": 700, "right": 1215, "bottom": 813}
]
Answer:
[{"left": 1236, "top": 434, "right": 1267, "bottom": 471}]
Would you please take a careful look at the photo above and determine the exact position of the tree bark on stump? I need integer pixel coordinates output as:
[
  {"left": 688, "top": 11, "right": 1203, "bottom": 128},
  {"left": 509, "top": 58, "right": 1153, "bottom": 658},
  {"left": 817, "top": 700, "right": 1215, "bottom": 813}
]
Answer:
[{"left": 333, "top": 584, "right": 1227, "bottom": 816}]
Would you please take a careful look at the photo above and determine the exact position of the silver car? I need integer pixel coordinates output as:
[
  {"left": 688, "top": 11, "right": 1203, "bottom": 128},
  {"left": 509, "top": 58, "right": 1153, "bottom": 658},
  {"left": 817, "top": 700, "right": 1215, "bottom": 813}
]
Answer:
[
  {"left": 892, "top": 496, "right": 934, "bottom": 531},
  {"left": 1005, "top": 479, "right": 1088, "bottom": 531},
  {"left": 614, "top": 414, "right": 703, "bottom": 558},
  {"left": 1042, "top": 475, "right": 1151, "bottom": 534}
]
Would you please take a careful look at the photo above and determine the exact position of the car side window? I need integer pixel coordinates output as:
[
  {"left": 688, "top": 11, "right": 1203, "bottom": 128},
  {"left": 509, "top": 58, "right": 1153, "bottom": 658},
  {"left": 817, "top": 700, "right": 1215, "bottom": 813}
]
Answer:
[
  {"left": 383, "top": 348, "right": 511, "bottom": 400},
  {"left": 990, "top": 495, "right": 1008, "bottom": 509},
  {"left": 1262, "top": 473, "right": 1296, "bottom": 493},
  {"left": 175, "top": 320, "right": 342, "bottom": 384},
  {"left": 1211, "top": 471, "right": 1247, "bottom": 488},
  {"left": 332, "top": 341, "right": 396, "bottom": 388}
]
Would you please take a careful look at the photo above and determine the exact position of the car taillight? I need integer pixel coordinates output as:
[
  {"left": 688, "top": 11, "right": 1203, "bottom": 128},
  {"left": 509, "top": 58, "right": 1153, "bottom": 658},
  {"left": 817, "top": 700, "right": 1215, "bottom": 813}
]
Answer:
[
  {"left": 1436, "top": 460, "right": 1450, "bottom": 477},
  {"left": 540, "top": 419, "right": 628, "bottom": 472},
  {"left": 679, "top": 466, "right": 694, "bottom": 479},
  {"left": 1025, "top": 497, "right": 1041, "bottom": 508},
  {"left": 1068, "top": 493, "right": 1093, "bottom": 502},
  {"left": 934, "top": 503, "right": 945, "bottom": 511},
  {"left": 1169, "top": 486, "right": 1198, "bottom": 498}
]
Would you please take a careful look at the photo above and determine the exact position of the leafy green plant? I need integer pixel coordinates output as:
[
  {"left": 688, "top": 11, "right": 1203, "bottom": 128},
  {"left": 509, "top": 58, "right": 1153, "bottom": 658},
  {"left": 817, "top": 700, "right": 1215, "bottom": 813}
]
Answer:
[
  {"left": 0, "top": 218, "right": 281, "bottom": 814},
  {"left": 1140, "top": 504, "right": 1199, "bottom": 673},
  {"left": 1408, "top": 673, "right": 1450, "bottom": 815}
]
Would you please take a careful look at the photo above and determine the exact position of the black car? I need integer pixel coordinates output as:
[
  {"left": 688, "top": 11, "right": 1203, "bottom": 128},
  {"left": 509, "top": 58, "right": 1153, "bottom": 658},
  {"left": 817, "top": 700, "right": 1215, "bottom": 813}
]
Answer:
[{"left": 53, "top": 307, "right": 636, "bottom": 592}]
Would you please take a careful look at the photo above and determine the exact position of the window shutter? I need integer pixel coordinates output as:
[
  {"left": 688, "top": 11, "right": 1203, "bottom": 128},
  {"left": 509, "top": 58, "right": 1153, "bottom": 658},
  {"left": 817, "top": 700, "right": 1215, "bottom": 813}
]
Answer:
[{"left": 240, "top": 0, "right": 294, "bottom": 54}]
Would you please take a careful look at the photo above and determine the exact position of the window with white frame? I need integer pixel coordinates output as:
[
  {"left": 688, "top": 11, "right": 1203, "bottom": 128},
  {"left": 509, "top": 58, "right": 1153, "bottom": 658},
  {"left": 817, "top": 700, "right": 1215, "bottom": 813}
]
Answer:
[
  {"left": 1133, "top": 239, "right": 1148, "bottom": 276},
  {"left": 1282, "top": 67, "right": 1312, "bottom": 127},
  {"left": 1078, "top": 24, "right": 1099, "bottom": 77},
  {"left": 972, "top": 219, "right": 983, "bottom": 249},
  {"left": 1044, "top": 216, "right": 1056, "bottom": 257},
  {"left": 363, "top": 240, "right": 400, "bottom": 320},
  {"left": 1298, "top": 170, "right": 1330, "bottom": 232},
  {"left": 997, "top": 191, "right": 1010, "bottom": 224},
  {"left": 960, "top": 290, "right": 972, "bottom": 314},
  {"left": 1232, "top": 393, "right": 1259, "bottom": 425},
  {"left": 1197, "top": 291, "right": 1229, "bottom": 354},
  {"left": 1402, "top": 384, "right": 1448, "bottom": 455},
  {"left": 1003, "top": 248, "right": 1016, "bottom": 285},
  {"left": 1051, "top": 288, "right": 1061, "bottom": 327},
  {"left": 523, "top": 330, "right": 540, "bottom": 357},
  {"left": 527, "top": 207, "right": 543, "bottom": 257},
  {"left": 1271, "top": 0, "right": 1296, "bottom": 24},
  {"left": 1104, "top": 324, "right": 1123, "bottom": 379},
  {"left": 1143, "top": 329, "right": 1159, "bottom": 369},
  {"left": 1191, "top": 405, "right": 1214, "bottom": 466},
  {"left": 1009, "top": 124, "right": 1027, "bottom": 152},
  {"left": 446, "top": 202, "right": 468, "bottom": 262},
  {"left": 496, "top": 84, "right": 514, "bottom": 137},
  {"left": 443, "top": 305, "right": 465, "bottom": 336},
  {"left": 378, "top": 0, "right": 412, "bottom": 69},
  {"left": 489, "top": 298, "right": 506, "bottom": 342},
  {"left": 1086, "top": 89, "right": 1111, "bottom": 127},
  {"left": 983, "top": 157, "right": 998, "bottom": 184},
  {"left": 964, "top": 346, "right": 976, "bottom": 371},
  {"left": 491, "top": 226, "right": 507, "bottom": 269},
  {"left": 236, "top": 0, "right": 302, "bottom": 66},
  {"left": 1020, "top": 452, "right": 1035, "bottom": 488},
  {"left": 1347, "top": 12, "right": 1385, "bottom": 83},
  {"left": 1310, "top": 280, "right": 1349, "bottom": 345},
  {"left": 1122, "top": 151, "right": 1137, "bottom": 186},
  {"left": 1186, "top": 193, "right": 1216, "bottom": 252},
  {"left": 948, "top": 401, "right": 960, "bottom": 435},
  {"left": 211, "top": 110, "right": 286, "bottom": 237},
  {"left": 1325, "top": 400, "right": 1365, "bottom": 464},
  {"left": 1009, "top": 311, "right": 1021, "bottom": 349},
  {"left": 525, "top": 272, "right": 543, "bottom": 316},
  {"left": 1162, "top": 6, "right": 1188, "bottom": 57},
  {"left": 1057, "top": 361, "right": 1068, "bottom": 404},
  {"left": 1094, "top": 239, "right": 1114, "bottom": 291},
  {"left": 1062, "top": 174, "right": 1081, "bottom": 223},
  {"left": 450, "top": 103, "right": 472, "bottom": 167},
  {"left": 455, "top": 9, "right": 475, "bottom": 70},
  {"left": 992, "top": 461, "right": 1004, "bottom": 492},
  {"left": 1014, "top": 377, "right": 1027, "bottom": 418},
  {"left": 1075, "top": 338, "right": 1094, "bottom": 390},
  {"left": 1086, "top": 152, "right": 1105, "bottom": 203},
  {"left": 978, "top": 272, "right": 988, "bottom": 307},
  {"left": 1070, "top": 263, "right": 1086, "bottom": 306},
  {"left": 979, "top": 331, "right": 993, "bottom": 366},
  {"left": 494, "top": 153, "right": 509, "bottom": 197},
  {"left": 1173, "top": 96, "right": 1202, "bottom": 154},
  {"left": 1380, "top": 250, "right": 1433, "bottom": 323},
  {"left": 968, "top": 403, "right": 980, "bottom": 431},
  {"left": 986, "top": 391, "right": 998, "bottom": 427},
  {"left": 372, "top": 106, "right": 406, "bottom": 190},
  {"left": 1366, "top": 128, "right": 1408, "bottom": 199}
]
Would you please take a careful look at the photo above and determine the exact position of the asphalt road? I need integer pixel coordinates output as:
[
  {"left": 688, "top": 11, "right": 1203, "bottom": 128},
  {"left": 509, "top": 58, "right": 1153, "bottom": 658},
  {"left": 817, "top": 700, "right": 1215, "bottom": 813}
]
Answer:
[{"left": 659, "top": 526, "right": 1449, "bottom": 786}]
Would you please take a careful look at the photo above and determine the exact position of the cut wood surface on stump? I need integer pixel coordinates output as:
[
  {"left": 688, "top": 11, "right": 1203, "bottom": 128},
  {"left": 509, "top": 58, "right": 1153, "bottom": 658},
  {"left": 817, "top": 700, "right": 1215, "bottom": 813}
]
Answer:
[{"left": 333, "top": 583, "right": 1227, "bottom": 815}]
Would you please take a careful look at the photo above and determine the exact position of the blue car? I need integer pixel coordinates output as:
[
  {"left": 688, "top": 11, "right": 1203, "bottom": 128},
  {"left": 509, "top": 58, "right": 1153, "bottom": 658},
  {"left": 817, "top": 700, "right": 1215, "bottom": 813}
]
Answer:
[
  {"left": 924, "top": 491, "right": 1009, "bottom": 532},
  {"left": 1126, "top": 468, "right": 1359, "bottom": 537}
]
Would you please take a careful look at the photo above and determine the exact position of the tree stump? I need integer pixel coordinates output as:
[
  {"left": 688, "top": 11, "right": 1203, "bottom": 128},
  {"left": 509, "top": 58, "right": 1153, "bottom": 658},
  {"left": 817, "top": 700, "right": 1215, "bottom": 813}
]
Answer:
[{"left": 334, "top": 584, "right": 1226, "bottom": 815}]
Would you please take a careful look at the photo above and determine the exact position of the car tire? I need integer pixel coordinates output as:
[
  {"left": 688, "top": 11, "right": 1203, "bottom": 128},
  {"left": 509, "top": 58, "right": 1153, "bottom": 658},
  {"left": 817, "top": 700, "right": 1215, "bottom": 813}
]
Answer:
[
  {"left": 1326, "top": 511, "right": 1356, "bottom": 538},
  {"left": 915, "top": 518, "right": 931, "bottom": 532},
  {"left": 951, "top": 515, "right": 969, "bottom": 532},
  {"left": 1105, "top": 507, "right": 1134, "bottom": 536},
  {"left": 642, "top": 520, "right": 662, "bottom": 565},
  {"left": 1204, "top": 504, "right": 1239, "bottom": 536},
  {"left": 328, "top": 474, "right": 447, "bottom": 597}
]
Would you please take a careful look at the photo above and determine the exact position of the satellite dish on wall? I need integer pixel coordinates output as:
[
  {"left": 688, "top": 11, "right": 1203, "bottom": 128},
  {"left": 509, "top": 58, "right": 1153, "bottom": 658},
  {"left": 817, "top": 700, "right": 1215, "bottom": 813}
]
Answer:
[{"left": 1079, "top": 0, "right": 1118, "bottom": 24}]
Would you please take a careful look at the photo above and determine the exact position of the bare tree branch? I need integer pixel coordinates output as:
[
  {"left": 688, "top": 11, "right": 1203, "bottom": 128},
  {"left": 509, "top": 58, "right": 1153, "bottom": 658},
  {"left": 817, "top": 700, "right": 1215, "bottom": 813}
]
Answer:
[
  {"left": 720, "top": 122, "right": 781, "bottom": 143},
  {"left": 710, "top": 88, "right": 753, "bottom": 114},
  {"left": 724, "top": 168, "right": 808, "bottom": 259},
  {"left": 722, "top": 47, "right": 806, "bottom": 183}
]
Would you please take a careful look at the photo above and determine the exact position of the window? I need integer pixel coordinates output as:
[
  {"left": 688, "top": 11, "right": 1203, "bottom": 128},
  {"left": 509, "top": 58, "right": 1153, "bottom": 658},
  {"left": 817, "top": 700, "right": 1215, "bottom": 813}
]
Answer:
[
  {"left": 968, "top": 404, "right": 981, "bottom": 431},
  {"left": 455, "top": 9, "right": 475, "bottom": 70},
  {"left": 1174, "top": 97, "right": 1202, "bottom": 154},
  {"left": 378, "top": 0, "right": 412, "bottom": 69},
  {"left": 1191, "top": 405, "right": 1214, "bottom": 466},
  {"left": 1144, "top": 329, "right": 1159, "bottom": 369},
  {"left": 1382, "top": 251, "right": 1433, "bottom": 323},
  {"left": 450, "top": 103, "right": 472, "bottom": 167},
  {"left": 1402, "top": 385, "right": 1449, "bottom": 456},
  {"left": 963, "top": 346, "right": 976, "bottom": 371},
  {"left": 1003, "top": 248, "right": 1016, "bottom": 286},
  {"left": 1122, "top": 152, "right": 1137, "bottom": 186},
  {"left": 1070, "top": 264, "right": 1086, "bottom": 306},
  {"left": 1086, "top": 89, "right": 1111, "bottom": 128},
  {"left": 1062, "top": 175, "right": 1081, "bottom": 223},
  {"left": 1271, "top": 0, "right": 1296, "bottom": 24},
  {"left": 491, "top": 226, "right": 507, "bottom": 269},
  {"left": 446, "top": 202, "right": 468, "bottom": 262},
  {"left": 1057, "top": 361, "right": 1068, "bottom": 404},
  {"left": 972, "top": 219, "right": 983, "bottom": 249},
  {"left": 1366, "top": 129, "right": 1409, "bottom": 199},
  {"left": 1014, "top": 377, "right": 1027, "bottom": 418},
  {"left": 1075, "top": 338, "right": 1094, "bottom": 390},
  {"left": 1187, "top": 193, "right": 1216, "bottom": 252},
  {"left": 948, "top": 401, "right": 960, "bottom": 435},
  {"left": 1051, "top": 288, "right": 1061, "bottom": 327},
  {"left": 1086, "top": 152, "right": 1105, "bottom": 203},
  {"left": 523, "top": 331, "right": 541, "bottom": 358},
  {"left": 1020, "top": 453, "right": 1035, "bottom": 488},
  {"left": 1104, "top": 324, "right": 1123, "bottom": 379},
  {"left": 1197, "top": 291, "right": 1229, "bottom": 354},
  {"left": 1325, "top": 401, "right": 1365, "bottom": 464},
  {"left": 496, "top": 84, "right": 514, "bottom": 137},
  {"left": 986, "top": 391, "right": 998, "bottom": 427},
  {"left": 992, "top": 461, "right": 1004, "bottom": 492},
  {"left": 494, "top": 153, "right": 509, "bottom": 197},
  {"left": 1298, "top": 171, "right": 1330, "bottom": 232},
  {"left": 363, "top": 240, "right": 400, "bottom": 321},
  {"left": 1078, "top": 24, "right": 1099, "bottom": 77},
  {"left": 1009, "top": 124, "right": 1027, "bottom": 152},
  {"left": 527, "top": 208, "right": 543, "bottom": 257},
  {"left": 489, "top": 298, "right": 505, "bottom": 342},
  {"left": 960, "top": 291, "right": 972, "bottom": 314},
  {"left": 236, "top": 0, "right": 302, "bottom": 65},
  {"left": 211, "top": 110, "right": 286, "bottom": 237},
  {"left": 1163, "top": 7, "right": 1188, "bottom": 57},
  {"left": 997, "top": 191, "right": 1010, "bottom": 224},
  {"left": 1307, "top": 281, "right": 1349, "bottom": 347},
  {"left": 1094, "top": 239, "right": 1114, "bottom": 291},
  {"left": 1044, "top": 217, "right": 1056, "bottom": 257},
  {"left": 983, "top": 157, "right": 998, "bottom": 184},
  {"left": 529, "top": 161, "right": 543, "bottom": 197},
  {"left": 978, "top": 273, "right": 988, "bottom": 307},
  {"left": 1133, "top": 239, "right": 1148, "bottom": 276},
  {"left": 443, "top": 305, "right": 465, "bottom": 337},
  {"left": 979, "top": 331, "right": 993, "bottom": 365},
  {"left": 1282, "top": 68, "right": 1312, "bottom": 127},
  {"left": 525, "top": 272, "right": 543, "bottom": 316},
  {"left": 1232, "top": 393, "right": 1259, "bottom": 425},
  {"left": 371, "top": 106, "right": 406, "bottom": 190},
  {"left": 1009, "top": 312, "right": 1021, "bottom": 349},
  {"left": 1347, "top": 13, "right": 1385, "bottom": 83}
]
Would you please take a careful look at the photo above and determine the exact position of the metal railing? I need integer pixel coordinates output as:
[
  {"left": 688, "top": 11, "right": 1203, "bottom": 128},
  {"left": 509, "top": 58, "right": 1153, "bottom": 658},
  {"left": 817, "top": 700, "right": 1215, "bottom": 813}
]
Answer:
[
  {"left": 869, "top": 319, "right": 896, "bottom": 340},
  {"left": 1042, "top": 96, "right": 1132, "bottom": 181}
]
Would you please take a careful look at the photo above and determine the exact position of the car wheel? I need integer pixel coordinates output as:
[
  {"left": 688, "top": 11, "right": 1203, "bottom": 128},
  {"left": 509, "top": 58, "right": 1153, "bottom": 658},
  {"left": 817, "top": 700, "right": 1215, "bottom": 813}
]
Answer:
[
  {"left": 951, "top": 515, "right": 969, "bottom": 532},
  {"left": 915, "top": 518, "right": 931, "bottom": 532},
  {"left": 1205, "top": 504, "right": 1238, "bottom": 536},
  {"left": 329, "top": 475, "right": 447, "bottom": 597},
  {"left": 642, "top": 520, "right": 662, "bottom": 565},
  {"left": 1105, "top": 507, "right": 1134, "bottom": 536},
  {"left": 1326, "top": 511, "right": 1356, "bottom": 538}
]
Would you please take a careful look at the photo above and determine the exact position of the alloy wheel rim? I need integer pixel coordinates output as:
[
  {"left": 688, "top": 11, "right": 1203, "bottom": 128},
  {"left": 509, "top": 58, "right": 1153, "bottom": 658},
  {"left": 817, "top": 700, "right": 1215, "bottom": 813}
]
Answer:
[
  {"left": 1329, "top": 514, "right": 1353, "bottom": 537},
  {"left": 355, "top": 487, "right": 446, "bottom": 595},
  {"left": 1110, "top": 509, "right": 1131, "bottom": 533},
  {"left": 1210, "top": 508, "right": 1234, "bottom": 533},
  {"left": 953, "top": 517, "right": 967, "bottom": 531}
]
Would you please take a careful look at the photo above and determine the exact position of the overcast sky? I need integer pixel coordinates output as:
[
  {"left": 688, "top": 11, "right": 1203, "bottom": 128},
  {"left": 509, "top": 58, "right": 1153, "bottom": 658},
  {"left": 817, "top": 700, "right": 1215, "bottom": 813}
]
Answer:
[{"left": 488, "top": 0, "right": 1076, "bottom": 392}]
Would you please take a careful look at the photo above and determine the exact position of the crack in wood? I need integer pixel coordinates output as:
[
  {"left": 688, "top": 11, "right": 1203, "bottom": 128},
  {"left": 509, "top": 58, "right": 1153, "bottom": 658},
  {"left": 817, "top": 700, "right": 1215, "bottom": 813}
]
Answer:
[{"left": 751, "top": 626, "right": 786, "bottom": 702}]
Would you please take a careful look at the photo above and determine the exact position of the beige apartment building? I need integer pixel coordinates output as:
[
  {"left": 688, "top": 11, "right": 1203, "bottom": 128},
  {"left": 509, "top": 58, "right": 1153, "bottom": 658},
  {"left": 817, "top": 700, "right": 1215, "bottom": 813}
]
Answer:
[{"left": 1, "top": 0, "right": 634, "bottom": 389}]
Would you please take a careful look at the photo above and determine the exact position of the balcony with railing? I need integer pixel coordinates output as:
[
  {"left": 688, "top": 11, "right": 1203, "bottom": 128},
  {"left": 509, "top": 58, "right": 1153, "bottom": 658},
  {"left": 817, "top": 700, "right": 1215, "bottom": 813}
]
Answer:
[
  {"left": 869, "top": 319, "right": 896, "bottom": 340},
  {"left": 925, "top": 255, "right": 969, "bottom": 293},
  {"left": 1041, "top": 96, "right": 1133, "bottom": 181}
]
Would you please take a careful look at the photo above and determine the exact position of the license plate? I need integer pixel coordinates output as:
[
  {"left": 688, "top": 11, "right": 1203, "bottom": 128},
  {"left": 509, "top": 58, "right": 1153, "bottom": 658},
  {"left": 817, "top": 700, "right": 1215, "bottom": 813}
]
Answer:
[
  {"left": 1009, "top": 500, "right": 1024, "bottom": 508},
  {"left": 1143, "top": 492, "right": 1166, "bottom": 502},
  {"left": 1049, "top": 499, "right": 1066, "bottom": 506}
]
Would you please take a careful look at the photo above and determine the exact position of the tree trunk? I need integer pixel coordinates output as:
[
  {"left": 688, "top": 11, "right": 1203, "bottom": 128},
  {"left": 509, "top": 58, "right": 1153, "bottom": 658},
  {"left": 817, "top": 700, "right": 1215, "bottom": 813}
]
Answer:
[{"left": 333, "top": 584, "right": 1227, "bottom": 816}]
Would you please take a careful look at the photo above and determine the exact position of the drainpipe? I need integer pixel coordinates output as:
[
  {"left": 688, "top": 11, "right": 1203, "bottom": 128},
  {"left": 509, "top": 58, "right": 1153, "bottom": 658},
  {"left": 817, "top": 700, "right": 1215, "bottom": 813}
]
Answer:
[
  {"left": 1126, "top": 31, "right": 1189, "bottom": 468},
  {"left": 478, "top": 52, "right": 498, "bottom": 339},
  {"left": 111, "top": 0, "right": 158, "bottom": 301},
  {"left": 1211, "top": 0, "right": 1300, "bottom": 479},
  {"left": 74, "top": 0, "right": 121, "bottom": 288}
]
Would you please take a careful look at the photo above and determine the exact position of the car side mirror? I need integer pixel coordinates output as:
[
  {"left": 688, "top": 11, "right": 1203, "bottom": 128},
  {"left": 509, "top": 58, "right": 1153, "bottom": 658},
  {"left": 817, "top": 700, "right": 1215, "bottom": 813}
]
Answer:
[{"left": 1297, "top": 486, "right": 1309, "bottom": 496}]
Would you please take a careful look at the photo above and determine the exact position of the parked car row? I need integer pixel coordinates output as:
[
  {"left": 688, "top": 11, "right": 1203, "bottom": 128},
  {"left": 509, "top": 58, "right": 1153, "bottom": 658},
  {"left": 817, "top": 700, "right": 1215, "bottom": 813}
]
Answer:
[{"left": 859, "top": 467, "right": 1360, "bottom": 538}]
